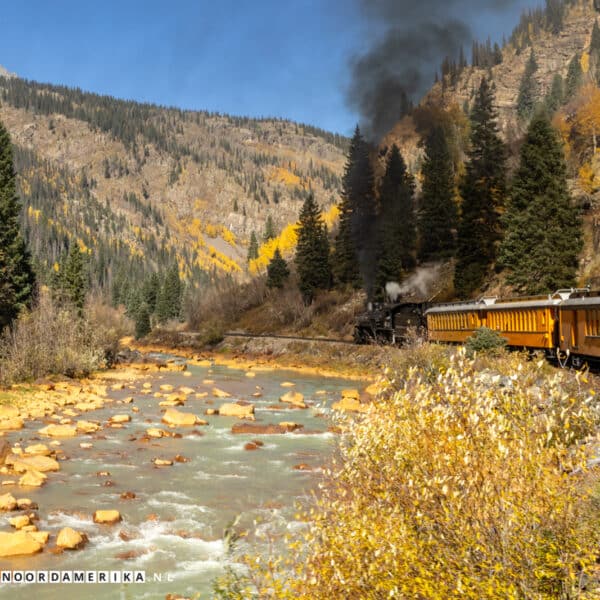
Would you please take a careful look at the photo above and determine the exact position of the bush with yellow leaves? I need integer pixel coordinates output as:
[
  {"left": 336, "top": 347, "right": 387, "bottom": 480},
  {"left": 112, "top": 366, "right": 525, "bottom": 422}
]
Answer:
[{"left": 216, "top": 351, "right": 600, "bottom": 599}]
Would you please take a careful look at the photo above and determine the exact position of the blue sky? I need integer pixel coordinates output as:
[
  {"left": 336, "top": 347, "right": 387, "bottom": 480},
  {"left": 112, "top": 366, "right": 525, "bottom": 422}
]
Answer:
[{"left": 0, "top": 0, "right": 541, "bottom": 135}]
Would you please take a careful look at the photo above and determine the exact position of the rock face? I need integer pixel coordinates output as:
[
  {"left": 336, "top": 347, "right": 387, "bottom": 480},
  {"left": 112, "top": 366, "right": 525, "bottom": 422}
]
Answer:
[
  {"left": 0, "top": 531, "right": 43, "bottom": 557},
  {"left": 162, "top": 408, "right": 203, "bottom": 427},
  {"left": 56, "top": 527, "right": 86, "bottom": 549},
  {"left": 280, "top": 391, "right": 307, "bottom": 409},
  {"left": 93, "top": 510, "right": 121, "bottom": 524},
  {"left": 218, "top": 403, "right": 255, "bottom": 419}
]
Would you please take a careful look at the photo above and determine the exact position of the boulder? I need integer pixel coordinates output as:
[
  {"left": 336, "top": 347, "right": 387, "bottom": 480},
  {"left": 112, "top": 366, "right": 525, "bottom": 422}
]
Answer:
[
  {"left": 7, "top": 455, "right": 60, "bottom": 473},
  {"left": 75, "top": 400, "right": 104, "bottom": 412},
  {"left": 278, "top": 422, "right": 304, "bottom": 432},
  {"left": 122, "top": 397, "right": 134, "bottom": 404},
  {"left": 218, "top": 403, "right": 255, "bottom": 419},
  {"left": 244, "top": 442, "right": 260, "bottom": 451},
  {"left": 56, "top": 527, "right": 86, "bottom": 549},
  {"left": 195, "top": 392, "right": 208, "bottom": 399},
  {"left": 29, "top": 531, "right": 49, "bottom": 545},
  {"left": 23, "top": 444, "right": 51, "bottom": 457},
  {"left": 212, "top": 388, "right": 231, "bottom": 398},
  {"left": 183, "top": 371, "right": 192, "bottom": 377},
  {"left": 159, "top": 384, "right": 174, "bottom": 392},
  {"left": 0, "top": 440, "right": 10, "bottom": 465},
  {"left": 162, "top": 409, "right": 202, "bottom": 427},
  {"left": 38, "top": 424, "right": 77, "bottom": 437},
  {"left": 205, "top": 408, "right": 217, "bottom": 416},
  {"left": 146, "top": 428, "right": 168, "bottom": 438},
  {"left": 202, "top": 379, "right": 215, "bottom": 385},
  {"left": 19, "top": 470, "right": 47, "bottom": 487},
  {"left": 280, "top": 391, "right": 306, "bottom": 409},
  {"left": 9, "top": 515, "right": 31, "bottom": 529},
  {"left": 0, "top": 531, "right": 43, "bottom": 557},
  {"left": 16, "top": 498, "right": 36, "bottom": 510},
  {"left": 79, "top": 443, "right": 93, "bottom": 449},
  {"left": 179, "top": 387, "right": 195, "bottom": 395},
  {"left": 142, "top": 383, "right": 152, "bottom": 389},
  {"left": 280, "top": 381, "right": 295, "bottom": 387},
  {"left": 93, "top": 510, "right": 121, "bottom": 524},
  {"left": 76, "top": 420, "right": 100, "bottom": 433},
  {"left": 245, "top": 371, "right": 256, "bottom": 378},
  {"left": 0, "top": 417, "right": 24, "bottom": 431},
  {"left": 331, "top": 397, "right": 369, "bottom": 413},
  {"left": 109, "top": 414, "right": 131, "bottom": 424},
  {"left": 0, "top": 492, "right": 17, "bottom": 510},
  {"left": 341, "top": 389, "right": 360, "bottom": 401},
  {"left": 153, "top": 459, "right": 173, "bottom": 466},
  {"left": 231, "top": 423, "right": 288, "bottom": 435}
]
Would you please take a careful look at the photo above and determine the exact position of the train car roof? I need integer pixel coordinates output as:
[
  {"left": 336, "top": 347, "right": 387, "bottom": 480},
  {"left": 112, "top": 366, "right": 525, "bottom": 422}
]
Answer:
[
  {"left": 425, "top": 298, "right": 560, "bottom": 314},
  {"left": 560, "top": 296, "right": 600, "bottom": 308}
]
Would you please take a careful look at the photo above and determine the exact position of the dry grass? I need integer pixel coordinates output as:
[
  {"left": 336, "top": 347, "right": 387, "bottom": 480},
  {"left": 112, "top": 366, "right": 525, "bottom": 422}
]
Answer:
[{"left": 0, "top": 292, "right": 132, "bottom": 385}]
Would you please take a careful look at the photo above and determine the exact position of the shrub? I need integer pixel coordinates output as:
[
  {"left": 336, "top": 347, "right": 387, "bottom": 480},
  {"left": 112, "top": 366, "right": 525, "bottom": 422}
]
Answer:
[
  {"left": 218, "top": 352, "right": 600, "bottom": 599},
  {"left": 465, "top": 326, "right": 507, "bottom": 356},
  {"left": 0, "top": 293, "right": 117, "bottom": 384}
]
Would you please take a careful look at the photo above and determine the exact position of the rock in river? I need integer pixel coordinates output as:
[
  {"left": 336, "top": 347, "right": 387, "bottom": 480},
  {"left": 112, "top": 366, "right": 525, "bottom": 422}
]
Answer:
[
  {"left": 56, "top": 527, "right": 86, "bottom": 550},
  {"left": 232, "top": 423, "right": 289, "bottom": 435},
  {"left": 218, "top": 403, "right": 255, "bottom": 419},
  {"left": 0, "top": 492, "right": 17, "bottom": 511},
  {"left": 162, "top": 408, "right": 205, "bottom": 427},
  {"left": 280, "top": 391, "right": 306, "bottom": 409},
  {"left": 38, "top": 424, "right": 77, "bottom": 437},
  {"left": 0, "top": 531, "right": 43, "bottom": 557},
  {"left": 19, "top": 470, "right": 47, "bottom": 487},
  {"left": 93, "top": 510, "right": 121, "bottom": 524},
  {"left": 7, "top": 454, "right": 60, "bottom": 473}
]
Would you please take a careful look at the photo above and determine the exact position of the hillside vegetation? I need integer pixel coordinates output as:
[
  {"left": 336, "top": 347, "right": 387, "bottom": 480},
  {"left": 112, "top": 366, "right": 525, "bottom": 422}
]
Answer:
[{"left": 0, "top": 75, "right": 347, "bottom": 290}]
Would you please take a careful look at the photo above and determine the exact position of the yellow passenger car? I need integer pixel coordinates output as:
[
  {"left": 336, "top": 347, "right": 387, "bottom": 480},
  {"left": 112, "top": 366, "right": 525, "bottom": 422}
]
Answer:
[{"left": 426, "top": 296, "right": 560, "bottom": 349}]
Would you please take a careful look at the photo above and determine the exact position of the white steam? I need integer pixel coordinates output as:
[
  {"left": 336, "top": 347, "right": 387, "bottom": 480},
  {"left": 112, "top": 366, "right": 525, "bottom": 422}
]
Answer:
[
  {"left": 385, "top": 282, "right": 402, "bottom": 302},
  {"left": 386, "top": 264, "right": 442, "bottom": 301}
]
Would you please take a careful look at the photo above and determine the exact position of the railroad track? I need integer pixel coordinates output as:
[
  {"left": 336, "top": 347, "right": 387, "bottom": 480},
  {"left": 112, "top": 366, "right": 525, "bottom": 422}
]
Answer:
[{"left": 221, "top": 331, "right": 355, "bottom": 345}]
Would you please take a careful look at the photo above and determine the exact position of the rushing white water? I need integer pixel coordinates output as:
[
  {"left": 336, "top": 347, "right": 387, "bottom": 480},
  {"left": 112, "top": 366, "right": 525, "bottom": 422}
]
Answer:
[{"left": 0, "top": 360, "right": 355, "bottom": 599}]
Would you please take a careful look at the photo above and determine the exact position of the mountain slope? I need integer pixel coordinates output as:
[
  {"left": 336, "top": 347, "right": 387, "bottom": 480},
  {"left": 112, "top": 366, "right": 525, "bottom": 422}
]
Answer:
[{"left": 0, "top": 76, "right": 347, "bottom": 287}]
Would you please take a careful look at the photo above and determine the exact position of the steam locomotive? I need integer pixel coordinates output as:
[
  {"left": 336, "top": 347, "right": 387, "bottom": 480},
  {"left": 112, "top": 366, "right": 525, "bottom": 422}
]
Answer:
[{"left": 354, "top": 287, "right": 600, "bottom": 367}]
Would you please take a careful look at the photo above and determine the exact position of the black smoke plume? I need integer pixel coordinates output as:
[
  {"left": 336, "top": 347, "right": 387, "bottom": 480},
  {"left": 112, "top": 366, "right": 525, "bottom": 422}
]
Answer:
[{"left": 349, "top": 0, "right": 522, "bottom": 141}]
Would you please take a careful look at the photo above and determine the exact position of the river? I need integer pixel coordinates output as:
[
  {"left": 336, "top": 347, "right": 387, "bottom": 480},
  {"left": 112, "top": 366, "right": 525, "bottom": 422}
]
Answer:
[{"left": 0, "top": 357, "right": 359, "bottom": 599}]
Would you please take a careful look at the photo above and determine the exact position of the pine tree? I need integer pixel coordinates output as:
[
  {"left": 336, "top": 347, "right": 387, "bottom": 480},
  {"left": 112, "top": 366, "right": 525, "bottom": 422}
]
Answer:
[
  {"left": 545, "top": 74, "right": 564, "bottom": 113},
  {"left": 0, "top": 120, "right": 35, "bottom": 329},
  {"left": 266, "top": 248, "right": 290, "bottom": 289},
  {"left": 263, "top": 216, "right": 276, "bottom": 242},
  {"left": 418, "top": 127, "right": 457, "bottom": 261},
  {"left": 334, "top": 126, "right": 377, "bottom": 294},
  {"left": 163, "top": 263, "right": 183, "bottom": 320},
  {"left": 295, "top": 194, "right": 331, "bottom": 303},
  {"left": 517, "top": 50, "right": 539, "bottom": 121},
  {"left": 62, "top": 243, "right": 87, "bottom": 312},
  {"left": 135, "top": 302, "right": 151, "bottom": 339},
  {"left": 142, "top": 272, "right": 160, "bottom": 313},
  {"left": 591, "top": 20, "right": 600, "bottom": 83},
  {"left": 565, "top": 54, "right": 583, "bottom": 101},
  {"left": 499, "top": 114, "right": 581, "bottom": 293},
  {"left": 247, "top": 231, "right": 259, "bottom": 262},
  {"left": 454, "top": 78, "right": 507, "bottom": 298},
  {"left": 374, "top": 145, "right": 416, "bottom": 295}
]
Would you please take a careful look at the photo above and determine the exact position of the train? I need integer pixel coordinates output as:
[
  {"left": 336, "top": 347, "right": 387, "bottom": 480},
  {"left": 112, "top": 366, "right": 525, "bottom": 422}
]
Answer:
[{"left": 354, "top": 287, "right": 600, "bottom": 367}]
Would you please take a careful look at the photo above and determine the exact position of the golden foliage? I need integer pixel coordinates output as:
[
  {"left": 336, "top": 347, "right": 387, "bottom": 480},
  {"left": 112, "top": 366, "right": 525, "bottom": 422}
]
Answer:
[
  {"left": 219, "top": 351, "right": 600, "bottom": 599},
  {"left": 579, "top": 161, "right": 596, "bottom": 193},
  {"left": 249, "top": 205, "right": 339, "bottom": 275},
  {"left": 581, "top": 51, "right": 590, "bottom": 74},
  {"left": 269, "top": 166, "right": 302, "bottom": 187}
]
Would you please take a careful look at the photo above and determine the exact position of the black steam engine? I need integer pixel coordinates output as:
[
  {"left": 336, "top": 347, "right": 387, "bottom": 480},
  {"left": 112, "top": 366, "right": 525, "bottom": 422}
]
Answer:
[{"left": 353, "top": 301, "right": 428, "bottom": 344}]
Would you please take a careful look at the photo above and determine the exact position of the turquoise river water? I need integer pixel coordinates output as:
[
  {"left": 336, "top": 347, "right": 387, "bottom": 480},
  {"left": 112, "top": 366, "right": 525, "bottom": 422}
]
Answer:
[{"left": 0, "top": 357, "right": 358, "bottom": 599}]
